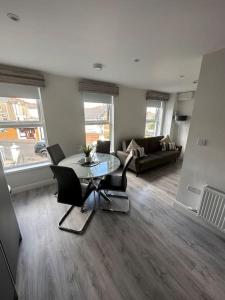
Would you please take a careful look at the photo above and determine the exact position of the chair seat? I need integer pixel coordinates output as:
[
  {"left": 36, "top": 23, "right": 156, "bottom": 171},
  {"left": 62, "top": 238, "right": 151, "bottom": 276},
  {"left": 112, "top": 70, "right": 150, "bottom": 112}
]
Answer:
[{"left": 98, "top": 175, "right": 124, "bottom": 191}]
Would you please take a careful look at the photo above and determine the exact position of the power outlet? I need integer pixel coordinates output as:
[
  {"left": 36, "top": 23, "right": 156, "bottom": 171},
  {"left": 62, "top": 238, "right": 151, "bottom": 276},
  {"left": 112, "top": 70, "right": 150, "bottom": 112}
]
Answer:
[
  {"left": 187, "top": 185, "right": 201, "bottom": 195},
  {"left": 197, "top": 138, "right": 207, "bottom": 146}
]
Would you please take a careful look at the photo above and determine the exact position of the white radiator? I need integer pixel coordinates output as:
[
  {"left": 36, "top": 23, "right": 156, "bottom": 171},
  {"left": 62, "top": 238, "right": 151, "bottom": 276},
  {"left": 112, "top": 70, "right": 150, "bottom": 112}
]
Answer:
[{"left": 198, "top": 185, "right": 225, "bottom": 231}]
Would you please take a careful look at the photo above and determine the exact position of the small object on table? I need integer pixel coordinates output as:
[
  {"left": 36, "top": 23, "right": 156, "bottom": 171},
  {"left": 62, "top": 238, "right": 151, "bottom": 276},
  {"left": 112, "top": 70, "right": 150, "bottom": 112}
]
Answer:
[
  {"left": 80, "top": 144, "right": 94, "bottom": 164},
  {"left": 59, "top": 153, "right": 120, "bottom": 180},
  {"left": 78, "top": 158, "right": 100, "bottom": 167}
]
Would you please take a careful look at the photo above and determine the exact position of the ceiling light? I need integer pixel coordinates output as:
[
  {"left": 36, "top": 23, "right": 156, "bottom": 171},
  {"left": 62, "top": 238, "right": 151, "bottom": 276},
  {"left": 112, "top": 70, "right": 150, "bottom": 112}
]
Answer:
[
  {"left": 93, "top": 63, "right": 104, "bottom": 71},
  {"left": 7, "top": 12, "right": 20, "bottom": 22},
  {"left": 179, "top": 75, "right": 185, "bottom": 78},
  {"left": 134, "top": 59, "right": 140, "bottom": 63}
]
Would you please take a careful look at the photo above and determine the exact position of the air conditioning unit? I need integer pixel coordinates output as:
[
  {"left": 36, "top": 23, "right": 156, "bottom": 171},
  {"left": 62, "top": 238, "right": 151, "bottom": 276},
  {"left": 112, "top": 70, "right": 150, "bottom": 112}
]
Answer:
[
  {"left": 175, "top": 115, "right": 188, "bottom": 122},
  {"left": 178, "top": 91, "right": 194, "bottom": 101}
]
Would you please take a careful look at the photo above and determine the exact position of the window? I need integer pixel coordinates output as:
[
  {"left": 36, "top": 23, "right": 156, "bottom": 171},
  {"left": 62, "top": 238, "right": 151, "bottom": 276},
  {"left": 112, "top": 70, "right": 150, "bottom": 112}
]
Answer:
[
  {"left": 0, "top": 91, "right": 48, "bottom": 169},
  {"left": 145, "top": 101, "right": 164, "bottom": 137},
  {"left": 83, "top": 93, "right": 114, "bottom": 149}
]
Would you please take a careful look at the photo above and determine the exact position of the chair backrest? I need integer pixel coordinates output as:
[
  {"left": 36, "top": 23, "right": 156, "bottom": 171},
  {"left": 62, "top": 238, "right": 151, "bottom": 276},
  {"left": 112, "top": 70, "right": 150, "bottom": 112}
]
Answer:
[
  {"left": 121, "top": 152, "right": 133, "bottom": 190},
  {"left": 50, "top": 165, "right": 84, "bottom": 206},
  {"left": 47, "top": 144, "right": 65, "bottom": 165},
  {"left": 96, "top": 140, "right": 111, "bottom": 154}
]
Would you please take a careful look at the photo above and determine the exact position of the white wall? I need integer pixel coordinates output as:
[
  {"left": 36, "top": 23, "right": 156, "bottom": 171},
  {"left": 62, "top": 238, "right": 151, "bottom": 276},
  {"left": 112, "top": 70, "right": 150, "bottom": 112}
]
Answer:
[
  {"left": 5, "top": 165, "right": 53, "bottom": 193},
  {"left": 41, "top": 74, "right": 85, "bottom": 156},
  {"left": 162, "top": 92, "right": 195, "bottom": 155},
  {"left": 177, "top": 48, "right": 225, "bottom": 209},
  {"left": 114, "top": 85, "right": 146, "bottom": 150},
  {"left": 6, "top": 77, "right": 147, "bottom": 192}
]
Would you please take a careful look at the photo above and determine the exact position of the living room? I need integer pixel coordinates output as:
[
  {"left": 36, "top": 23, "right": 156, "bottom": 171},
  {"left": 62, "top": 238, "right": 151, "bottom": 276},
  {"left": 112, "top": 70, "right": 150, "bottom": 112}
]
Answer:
[{"left": 1, "top": 1, "right": 225, "bottom": 300}]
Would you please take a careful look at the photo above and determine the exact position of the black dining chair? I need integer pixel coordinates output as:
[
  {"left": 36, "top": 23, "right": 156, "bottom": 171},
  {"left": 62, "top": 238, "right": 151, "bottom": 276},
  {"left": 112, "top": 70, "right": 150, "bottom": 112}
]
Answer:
[
  {"left": 47, "top": 144, "right": 66, "bottom": 165},
  {"left": 96, "top": 140, "right": 111, "bottom": 154},
  {"left": 47, "top": 144, "right": 66, "bottom": 196},
  {"left": 50, "top": 165, "right": 96, "bottom": 234},
  {"left": 97, "top": 151, "right": 133, "bottom": 213}
]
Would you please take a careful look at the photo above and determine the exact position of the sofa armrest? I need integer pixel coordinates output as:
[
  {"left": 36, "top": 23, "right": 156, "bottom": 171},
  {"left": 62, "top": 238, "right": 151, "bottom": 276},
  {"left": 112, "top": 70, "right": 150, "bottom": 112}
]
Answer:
[{"left": 116, "top": 150, "right": 128, "bottom": 166}]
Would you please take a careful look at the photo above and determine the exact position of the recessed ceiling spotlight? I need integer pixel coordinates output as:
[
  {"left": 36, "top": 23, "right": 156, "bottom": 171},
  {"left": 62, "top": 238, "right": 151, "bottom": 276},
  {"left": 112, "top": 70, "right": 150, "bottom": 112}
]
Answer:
[
  {"left": 93, "top": 63, "right": 104, "bottom": 71},
  {"left": 7, "top": 12, "right": 20, "bottom": 22},
  {"left": 179, "top": 75, "right": 185, "bottom": 78},
  {"left": 134, "top": 59, "right": 140, "bottom": 63},
  {"left": 193, "top": 80, "right": 198, "bottom": 84}
]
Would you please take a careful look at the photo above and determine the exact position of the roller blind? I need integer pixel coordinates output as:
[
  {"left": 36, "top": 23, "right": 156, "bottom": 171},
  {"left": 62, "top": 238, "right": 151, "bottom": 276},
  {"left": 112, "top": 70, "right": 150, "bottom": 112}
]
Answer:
[
  {"left": 0, "top": 83, "right": 40, "bottom": 99},
  {"left": 146, "top": 100, "right": 162, "bottom": 108},
  {"left": 0, "top": 64, "right": 45, "bottom": 87},
  {"left": 146, "top": 90, "right": 169, "bottom": 101},
  {"left": 79, "top": 79, "right": 119, "bottom": 96},
  {"left": 82, "top": 92, "right": 112, "bottom": 104}
]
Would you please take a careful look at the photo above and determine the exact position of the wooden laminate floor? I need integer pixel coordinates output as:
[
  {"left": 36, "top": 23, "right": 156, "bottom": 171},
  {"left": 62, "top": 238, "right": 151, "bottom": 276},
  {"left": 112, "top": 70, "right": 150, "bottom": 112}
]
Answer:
[{"left": 13, "top": 162, "right": 225, "bottom": 300}]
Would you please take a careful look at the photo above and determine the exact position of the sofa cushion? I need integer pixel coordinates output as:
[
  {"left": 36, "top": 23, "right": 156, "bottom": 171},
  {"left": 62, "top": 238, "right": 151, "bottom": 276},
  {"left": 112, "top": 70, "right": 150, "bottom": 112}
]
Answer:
[
  {"left": 154, "top": 150, "right": 179, "bottom": 159},
  {"left": 145, "top": 136, "right": 164, "bottom": 153},
  {"left": 122, "top": 136, "right": 163, "bottom": 154},
  {"left": 137, "top": 154, "right": 162, "bottom": 165},
  {"left": 135, "top": 138, "right": 149, "bottom": 153}
]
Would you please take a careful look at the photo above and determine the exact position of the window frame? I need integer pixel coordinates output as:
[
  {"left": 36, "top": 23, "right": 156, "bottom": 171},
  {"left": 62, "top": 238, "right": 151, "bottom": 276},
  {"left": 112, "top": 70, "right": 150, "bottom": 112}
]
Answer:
[
  {"left": 0, "top": 97, "right": 43, "bottom": 128},
  {"left": 0, "top": 89, "right": 49, "bottom": 170},
  {"left": 83, "top": 95, "right": 114, "bottom": 151},
  {"left": 145, "top": 101, "right": 164, "bottom": 137}
]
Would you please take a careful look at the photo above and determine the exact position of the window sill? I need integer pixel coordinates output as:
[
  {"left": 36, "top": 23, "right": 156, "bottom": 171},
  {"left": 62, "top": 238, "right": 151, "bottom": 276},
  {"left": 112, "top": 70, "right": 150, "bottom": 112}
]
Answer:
[{"left": 4, "top": 161, "right": 50, "bottom": 174}]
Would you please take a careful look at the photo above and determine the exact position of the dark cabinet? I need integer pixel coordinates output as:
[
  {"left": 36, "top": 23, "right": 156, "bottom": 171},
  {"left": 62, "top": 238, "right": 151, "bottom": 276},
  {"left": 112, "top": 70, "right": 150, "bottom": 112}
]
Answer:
[
  {"left": 0, "top": 241, "right": 18, "bottom": 300},
  {"left": 0, "top": 159, "right": 21, "bottom": 299}
]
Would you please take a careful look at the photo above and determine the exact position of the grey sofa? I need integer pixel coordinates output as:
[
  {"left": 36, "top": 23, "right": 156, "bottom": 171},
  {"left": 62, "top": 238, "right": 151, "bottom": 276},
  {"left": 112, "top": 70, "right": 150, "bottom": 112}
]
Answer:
[{"left": 116, "top": 136, "right": 182, "bottom": 176}]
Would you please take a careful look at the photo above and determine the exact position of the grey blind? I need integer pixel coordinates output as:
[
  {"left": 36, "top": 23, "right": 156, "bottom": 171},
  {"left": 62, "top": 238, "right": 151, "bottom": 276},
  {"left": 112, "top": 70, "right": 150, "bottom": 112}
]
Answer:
[
  {"left": 0, "top": 64, "right": 45, "bottom": 87},
  {"left": 146, "top": 99, "right": 162, "bottom": 108},
  {"left": 146, "top": 90, "right": 169, "bottom": 101},
  {"left": 79, "top": 79, "right": 119, "bottom": 96},
  {"left": 0, "top": 83, "right": 40, "bottom": 99},
  {"left": 83, "top": 92, "right": 112, "bottom": 104}
]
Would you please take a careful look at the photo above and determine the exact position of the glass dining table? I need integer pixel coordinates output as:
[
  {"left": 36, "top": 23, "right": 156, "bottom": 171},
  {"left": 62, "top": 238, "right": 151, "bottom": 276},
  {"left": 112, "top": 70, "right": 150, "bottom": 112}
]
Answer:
[
  {"left": 58, "top": 153, "right": 128, "bottom": 214},
  {"left": 58, "top": 153, "right": 121, "bottom": 179}
]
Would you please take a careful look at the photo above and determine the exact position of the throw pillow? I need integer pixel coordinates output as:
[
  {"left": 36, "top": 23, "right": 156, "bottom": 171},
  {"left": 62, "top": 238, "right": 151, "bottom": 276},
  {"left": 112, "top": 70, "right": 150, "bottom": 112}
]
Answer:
[
  {"left": 131, "top": 147, "right": 145, "bottom": 158},
  {"left": 126, "top": 139, "right": 141, "bottom": 152},
  {"left": 162, "top": 141, "right": 176, "bottom": 151},
  {"left": 160, "top": 135, "right": 171, "bottom": 145},
  {"left": 168, "top": 142, "right": 176, "bottom": 150},
  {"left": 161, "top": 142, "right": 167, "bottom": 151}
]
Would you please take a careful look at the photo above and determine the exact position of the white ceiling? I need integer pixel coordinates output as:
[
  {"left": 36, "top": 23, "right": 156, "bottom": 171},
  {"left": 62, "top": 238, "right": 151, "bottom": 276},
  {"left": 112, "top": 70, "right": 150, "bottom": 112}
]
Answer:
[{"left": 1, "top": 0, "right": 225, "bottom": 92}]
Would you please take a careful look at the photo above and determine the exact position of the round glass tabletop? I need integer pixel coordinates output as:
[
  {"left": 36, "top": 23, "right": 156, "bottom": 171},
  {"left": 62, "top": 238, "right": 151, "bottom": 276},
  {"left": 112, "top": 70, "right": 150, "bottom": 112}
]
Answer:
[{"left": 58, "top": 153, "right": 121, "bottom": 179}]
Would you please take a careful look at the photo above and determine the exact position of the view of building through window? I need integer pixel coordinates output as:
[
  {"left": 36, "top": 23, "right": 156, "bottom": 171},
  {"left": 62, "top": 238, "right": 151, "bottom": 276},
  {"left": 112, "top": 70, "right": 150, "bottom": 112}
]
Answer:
[
  {"left": 145, "top": 103, "right": 163, "bottom": 137},
  {"left": 0, "top": 97, "right": 48, "bottom": 169},
  {"left": 84, "top": 102, "right": 112, "bottom": 146}
]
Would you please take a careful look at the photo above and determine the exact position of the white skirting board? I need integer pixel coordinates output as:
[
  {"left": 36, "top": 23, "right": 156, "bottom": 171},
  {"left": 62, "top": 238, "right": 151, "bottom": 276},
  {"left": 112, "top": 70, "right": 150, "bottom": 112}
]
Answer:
[
  {"left": 173, "top": 200, "right": 225, "bottom": 240},
  {"left": 11, "top": 178, "right": 55, "bottom": 194}
]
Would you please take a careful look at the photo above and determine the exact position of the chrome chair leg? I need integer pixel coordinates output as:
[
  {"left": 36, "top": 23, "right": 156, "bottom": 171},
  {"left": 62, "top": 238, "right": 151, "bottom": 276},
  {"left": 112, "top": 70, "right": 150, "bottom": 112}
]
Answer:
[
  {"left": 105, "top": 191, "right": 128, "bottom": 199},
  {"left": 100, "top": 191, "right": 112, "bottom": 202},
  {"left": 99, "top": 191, "right": 130, "bottom": 214},
  {"left": 59, "top": 205, "right": 95, "bottom": 234}
]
